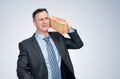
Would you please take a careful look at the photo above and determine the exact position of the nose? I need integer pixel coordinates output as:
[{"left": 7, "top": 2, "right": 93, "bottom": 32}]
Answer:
[{"left": 43, "top": 19, "right": 47, "bottom": 24}]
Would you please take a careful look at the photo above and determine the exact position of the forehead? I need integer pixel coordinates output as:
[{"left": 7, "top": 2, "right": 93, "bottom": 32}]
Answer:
[{"left": 35, "top": 11, "right": 49, "bottom": 18}]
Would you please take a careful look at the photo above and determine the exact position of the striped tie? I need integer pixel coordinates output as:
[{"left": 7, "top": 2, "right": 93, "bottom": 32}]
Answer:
[{"left": 43, "top": 37, "right": 62, "bottom": 79}]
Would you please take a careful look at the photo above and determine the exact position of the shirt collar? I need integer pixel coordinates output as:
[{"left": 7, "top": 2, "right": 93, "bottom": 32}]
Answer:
[{"left": 35, "top": 31, "right": 50, "bottom": 40}]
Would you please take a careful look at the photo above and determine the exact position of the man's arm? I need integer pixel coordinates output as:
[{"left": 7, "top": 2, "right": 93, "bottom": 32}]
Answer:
[
  {"left": 65, "top": 28, "right": 84, "bottom": 49},
  {"left": 17, "top": 43, "right": 34, "bottom": 79}
]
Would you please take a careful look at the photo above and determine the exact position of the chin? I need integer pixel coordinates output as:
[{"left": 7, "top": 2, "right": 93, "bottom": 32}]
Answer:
[{"left": 44, "top": 29, "right": 49, "bottom": 32}]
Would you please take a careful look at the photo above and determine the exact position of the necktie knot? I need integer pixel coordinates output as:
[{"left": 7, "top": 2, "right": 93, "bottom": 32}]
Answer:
[{"left": 43, "top": 37, "right": 50, "bottom": 43}]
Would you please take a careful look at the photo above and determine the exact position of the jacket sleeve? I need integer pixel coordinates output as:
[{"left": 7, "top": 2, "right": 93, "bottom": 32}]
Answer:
[
  {"left": 17, "top": 42, "right": 34, "bottom": 79},
  {"left": 65, "top": 29, "right": 84, "bottom": 49}
]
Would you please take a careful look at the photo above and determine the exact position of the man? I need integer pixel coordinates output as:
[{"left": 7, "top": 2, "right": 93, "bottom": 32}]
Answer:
[{"left": 17, "top": 8, "right": 84, "bottom": 79}]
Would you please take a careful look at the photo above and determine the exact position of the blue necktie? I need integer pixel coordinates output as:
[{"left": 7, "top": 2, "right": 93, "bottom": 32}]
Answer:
[{"left": 43, "top": 37, "right": 62, "bottom": 79}]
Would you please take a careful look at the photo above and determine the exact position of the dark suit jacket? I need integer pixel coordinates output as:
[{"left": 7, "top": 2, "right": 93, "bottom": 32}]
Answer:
[{"left": 17, "top": 30, "right": 83, "bottom": 79}]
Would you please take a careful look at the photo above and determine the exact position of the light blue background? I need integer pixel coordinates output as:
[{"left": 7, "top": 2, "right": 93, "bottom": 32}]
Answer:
[{"left": 0, "top": 0, "right": 120, "bottom": 79}]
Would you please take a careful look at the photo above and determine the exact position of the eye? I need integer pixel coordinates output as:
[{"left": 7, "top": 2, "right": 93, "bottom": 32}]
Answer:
[
  {"left": 45, "top": 17, "right": 49, "bottom": 20},
  {"left": 39, "top": 18, "right": 43, "bottom": 21}
]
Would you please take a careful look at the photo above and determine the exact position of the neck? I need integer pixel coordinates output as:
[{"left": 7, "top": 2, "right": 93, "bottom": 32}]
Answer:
[{"left": 37, "top": 30, "right": 49, "bottom": 36}]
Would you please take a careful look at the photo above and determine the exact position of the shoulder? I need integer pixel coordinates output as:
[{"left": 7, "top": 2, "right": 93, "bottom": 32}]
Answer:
[
  {"left": 49, "top": 31, "right": 64, "bottom": 39},
  {"left": 49, "top": 31, "right": 61, "bottom": 36},
  {"left": 19, "top": 34, "right": 35, "bottom": 45},
  {"left": 49, "top": 31, "right": 64, "bottom": 37}
]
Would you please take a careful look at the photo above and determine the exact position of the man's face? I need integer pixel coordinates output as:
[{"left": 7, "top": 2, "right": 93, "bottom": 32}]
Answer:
[{"left": 33, "top": 11, "right": 49, "bottom": 34}]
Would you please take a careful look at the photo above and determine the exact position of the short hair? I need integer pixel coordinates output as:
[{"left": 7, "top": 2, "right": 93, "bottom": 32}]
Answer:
[{"left": 32, "top": 8, "right": 48, "bottom": 20}]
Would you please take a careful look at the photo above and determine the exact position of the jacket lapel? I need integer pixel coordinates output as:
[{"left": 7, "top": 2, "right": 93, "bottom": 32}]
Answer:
[
  {"left": 49, "top": 32, "right": 67, "bottom": 62},
  {"left": 31, "top": 34, "right": 46, "bottom": 63},
  {"left": 49, "top": 32, "right": 74, "bottom": 73},
  {"left": 49, "top": 33, "right": 63, "bottom": 56}
]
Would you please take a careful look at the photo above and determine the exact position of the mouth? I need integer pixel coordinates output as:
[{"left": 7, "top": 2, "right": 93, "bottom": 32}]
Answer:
[{"left": 42, "top": 25, "right": 49, "bottom": 28}]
